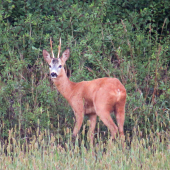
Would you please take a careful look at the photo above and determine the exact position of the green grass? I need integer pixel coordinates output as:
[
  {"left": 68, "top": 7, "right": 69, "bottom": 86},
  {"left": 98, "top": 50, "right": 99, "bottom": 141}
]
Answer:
[{"left": 0, "top": 126, "right": 169, "bottom": 170}]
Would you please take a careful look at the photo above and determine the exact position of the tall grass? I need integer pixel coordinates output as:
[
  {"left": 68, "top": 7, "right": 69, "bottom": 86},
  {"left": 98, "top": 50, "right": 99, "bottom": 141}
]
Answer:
[{"left": 0, "top": 118, "right": 169, "bottom": 170}]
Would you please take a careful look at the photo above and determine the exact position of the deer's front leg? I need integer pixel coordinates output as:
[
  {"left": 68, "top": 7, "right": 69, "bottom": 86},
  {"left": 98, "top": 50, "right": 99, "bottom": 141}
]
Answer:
[
  {"left": 70, "top": 99, "right": 84, "bottom": 138},
  {"left": 72, "top": 111, "right": 84, "bottom": 137}
]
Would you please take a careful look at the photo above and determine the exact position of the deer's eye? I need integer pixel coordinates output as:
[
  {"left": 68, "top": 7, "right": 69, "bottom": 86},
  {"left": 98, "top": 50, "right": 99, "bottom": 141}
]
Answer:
[{"left": 59, "top": 65, "right": 62, "bottom": 68}]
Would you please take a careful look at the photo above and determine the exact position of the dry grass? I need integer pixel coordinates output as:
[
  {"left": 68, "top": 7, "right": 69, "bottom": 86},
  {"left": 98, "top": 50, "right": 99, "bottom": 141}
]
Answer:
[{"left": 0, "top": 125, "right": 170, "bottom": 170}]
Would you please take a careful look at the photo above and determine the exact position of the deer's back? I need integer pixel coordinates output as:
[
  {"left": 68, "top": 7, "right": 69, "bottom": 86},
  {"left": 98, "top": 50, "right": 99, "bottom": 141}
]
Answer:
[{"left": 69, "top": 77, "right": 126, "bottom": 114}]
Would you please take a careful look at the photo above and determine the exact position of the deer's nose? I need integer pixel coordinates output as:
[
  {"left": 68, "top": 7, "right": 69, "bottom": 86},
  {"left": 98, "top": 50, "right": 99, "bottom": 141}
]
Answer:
[{"left": 51, "top": 72, "right": 57, "bottom": 77}]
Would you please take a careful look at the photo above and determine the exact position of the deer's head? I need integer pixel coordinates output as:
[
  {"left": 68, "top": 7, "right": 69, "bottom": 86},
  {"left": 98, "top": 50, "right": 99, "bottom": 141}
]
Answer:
[
  {"left": 43, "top": 38, "right": 70, "bottom": 79},
  {"left": 43, "top": 48, "right": 70, "bottom": 78}
]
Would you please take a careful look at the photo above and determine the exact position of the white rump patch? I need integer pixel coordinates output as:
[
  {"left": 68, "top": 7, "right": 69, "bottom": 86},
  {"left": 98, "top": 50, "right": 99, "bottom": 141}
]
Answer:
[{"left": 117, "top": 89, "right": 121, "bottom": 101}]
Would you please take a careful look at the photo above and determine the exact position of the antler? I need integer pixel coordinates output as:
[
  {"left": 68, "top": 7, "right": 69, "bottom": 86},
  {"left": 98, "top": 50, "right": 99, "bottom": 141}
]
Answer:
[
  {"left": 57, "top": 37, "right": 61, "bottom": 58},
  {"left": 50, "top": 37, "right": 55, "bottom": 58}
]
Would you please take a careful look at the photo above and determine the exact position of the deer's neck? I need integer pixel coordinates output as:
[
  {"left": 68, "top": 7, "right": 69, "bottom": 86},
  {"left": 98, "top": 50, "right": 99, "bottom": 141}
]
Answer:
[{"left": 52, "top": 72, "right": 76, "bottom": 101}]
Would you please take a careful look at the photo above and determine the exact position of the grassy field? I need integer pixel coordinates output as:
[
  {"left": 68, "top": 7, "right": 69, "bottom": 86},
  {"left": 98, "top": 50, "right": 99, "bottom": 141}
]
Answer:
[
  {"left": 0, "top": 126, "right": 169, "bottom": 170},
  {"left": 0, "top": 1, "right": 170, "bottom": 169}
]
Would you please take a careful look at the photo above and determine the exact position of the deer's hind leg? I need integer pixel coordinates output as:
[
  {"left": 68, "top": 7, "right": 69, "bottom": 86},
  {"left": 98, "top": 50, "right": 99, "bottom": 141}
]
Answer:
[
  {"left": 95, "top": 102, "right": 118, "bottom": 139},
  {"left": 94, "top": 93, "right": 118, "bottom": 139},
  {"left": 97, "top": 111, "right": 118, "bottom": 139},
  {"left": 114, "top": 98, "right": 126, "bottom": 138},
  {"left": 88, "top": 114, "right": 97, "bottom": 145}
]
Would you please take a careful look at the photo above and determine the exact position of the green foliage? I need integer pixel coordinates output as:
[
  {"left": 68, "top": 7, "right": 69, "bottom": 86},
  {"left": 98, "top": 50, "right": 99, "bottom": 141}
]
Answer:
[{"left": 0, "top": 0, "right": 170, "bottom": 143}]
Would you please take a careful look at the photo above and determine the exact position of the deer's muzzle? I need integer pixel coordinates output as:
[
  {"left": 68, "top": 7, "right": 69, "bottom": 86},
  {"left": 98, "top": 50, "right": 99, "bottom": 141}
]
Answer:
[{"left": 51, "top": 72, "right": 57, "bottom": 78}]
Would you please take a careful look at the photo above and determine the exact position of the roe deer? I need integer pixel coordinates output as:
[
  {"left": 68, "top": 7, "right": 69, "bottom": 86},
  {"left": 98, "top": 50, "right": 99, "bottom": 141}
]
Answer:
[{"left": 43, "top": 40, "right": 126, "bottom": 144}]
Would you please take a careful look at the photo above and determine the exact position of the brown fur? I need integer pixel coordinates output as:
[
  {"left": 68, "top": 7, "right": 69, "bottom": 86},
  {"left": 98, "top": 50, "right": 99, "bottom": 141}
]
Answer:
[{"left": 43, "top": 49, "right": 126, "bottom": 144}]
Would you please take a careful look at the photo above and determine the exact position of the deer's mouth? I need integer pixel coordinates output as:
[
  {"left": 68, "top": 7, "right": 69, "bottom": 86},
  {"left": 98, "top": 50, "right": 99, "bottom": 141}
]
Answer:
[{"left": 51, "top": 72, "right": 58, "bottom": 78}]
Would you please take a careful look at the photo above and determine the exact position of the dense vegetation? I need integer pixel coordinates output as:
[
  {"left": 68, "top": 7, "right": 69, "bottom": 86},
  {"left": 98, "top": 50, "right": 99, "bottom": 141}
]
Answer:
[{"left": 0, "top": 0, "right": 170, "bottom": 168}]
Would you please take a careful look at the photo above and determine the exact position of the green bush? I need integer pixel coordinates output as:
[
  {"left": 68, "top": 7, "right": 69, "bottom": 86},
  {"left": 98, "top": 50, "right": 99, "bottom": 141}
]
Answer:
[{"left": 0, "top": 0, "right": 169, "bottom": 143}]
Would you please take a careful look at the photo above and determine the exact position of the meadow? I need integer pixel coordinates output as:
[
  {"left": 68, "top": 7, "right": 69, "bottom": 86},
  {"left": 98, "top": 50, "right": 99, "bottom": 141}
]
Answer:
[
  {"left": 0, "top": 1, "right": 170, "bottom": 169},
  {"left": 0, "top": 124, "right": 170, "bottom": 169}
]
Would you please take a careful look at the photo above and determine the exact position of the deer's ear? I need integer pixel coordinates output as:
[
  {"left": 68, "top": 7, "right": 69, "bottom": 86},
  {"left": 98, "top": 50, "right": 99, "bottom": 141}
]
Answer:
[
  {"left": 43, "top": 50, "right": 52, "bottom": 64},
  {"left": 61, "top": 48, "right": 70, "bottom": 64}
]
